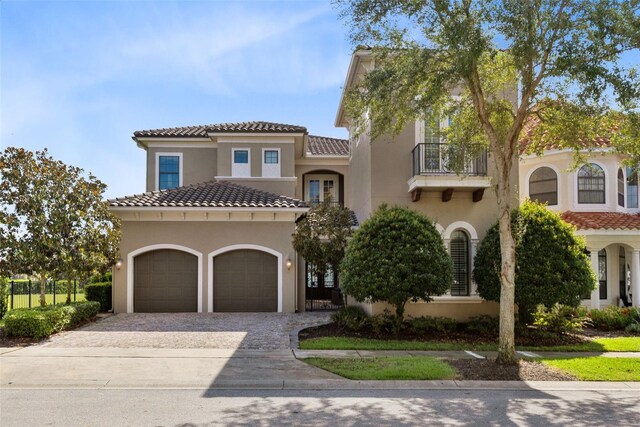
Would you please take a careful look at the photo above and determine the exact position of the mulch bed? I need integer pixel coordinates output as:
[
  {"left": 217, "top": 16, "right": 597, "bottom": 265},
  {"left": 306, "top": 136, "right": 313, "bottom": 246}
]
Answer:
[
  {"left": 449, "top": 359, "right": 577, "bottom": 381},
  {"left": 299, "top": 322, "right": 589, "bottom": 347}
]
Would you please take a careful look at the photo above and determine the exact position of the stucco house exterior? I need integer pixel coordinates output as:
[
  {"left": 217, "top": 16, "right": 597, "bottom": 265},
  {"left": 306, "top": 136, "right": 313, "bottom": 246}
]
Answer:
[{"left": 109, "top": 50, "right": 639, "bottom": 317}]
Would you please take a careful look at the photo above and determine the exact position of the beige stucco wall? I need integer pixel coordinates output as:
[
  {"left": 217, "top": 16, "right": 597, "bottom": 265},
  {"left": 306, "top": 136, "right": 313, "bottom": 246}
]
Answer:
[
  {"left": 112, "top": 219, "right": 299, "bottom": 313},
  {"left": 347, "top": 131, "right": 372, "bottom": 222},
  {"left": 146, "top": 147, "right": 218, "bottom": 192},
  {"left": 217, "top": 141, "right": 296, "bottom": 178},
  {"left": 348, "top": 297, "right": 500, "bottom": 321}
]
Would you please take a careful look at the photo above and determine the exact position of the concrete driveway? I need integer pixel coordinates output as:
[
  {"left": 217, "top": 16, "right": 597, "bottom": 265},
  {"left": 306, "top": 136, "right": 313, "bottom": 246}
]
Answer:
[{"left": 39, "top": 312, "right": 331, "bottom": 350}]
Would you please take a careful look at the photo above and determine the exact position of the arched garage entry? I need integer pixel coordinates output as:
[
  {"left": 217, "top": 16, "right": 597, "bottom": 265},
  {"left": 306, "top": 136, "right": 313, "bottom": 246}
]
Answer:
[
  {"left": 208, "top": 245, "right": 283, "bottom": 312},
  {"left": 127, "top": 244, "right": 203, "bottom": 313}
]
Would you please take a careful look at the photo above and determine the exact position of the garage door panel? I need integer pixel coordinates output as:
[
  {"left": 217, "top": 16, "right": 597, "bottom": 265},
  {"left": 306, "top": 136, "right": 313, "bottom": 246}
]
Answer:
[
  {"left": 134, "top": 249, "right": 198, "bottom": 313},
  {"left": 214, "top": 249, "right": 277, "bottom": 312}
]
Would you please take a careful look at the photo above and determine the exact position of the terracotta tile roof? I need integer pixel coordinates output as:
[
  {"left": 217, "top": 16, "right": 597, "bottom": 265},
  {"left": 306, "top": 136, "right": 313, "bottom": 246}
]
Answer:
[
  {"left": 519, "top": 113, "right": 611, "bottom": 154},
  {"left": 134, "top": 121, "right": 307, "bottom": 138},
  {"left": 307, "top": 135, "right": 349, "bottom": 156},
  {"left": 561, "top": 211, "right": 640, "bottom": 231},
  {"left": 109, "top": 181, "right": 306, "bottom": 209}
]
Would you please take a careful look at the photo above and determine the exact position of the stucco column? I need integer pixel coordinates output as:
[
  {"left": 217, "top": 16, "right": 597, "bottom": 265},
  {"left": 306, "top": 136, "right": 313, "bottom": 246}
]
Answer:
[
  {"left": 631, "top": 250, "right": 640, "bottom": 308},
  {"left": 589, "top": 249, "right": 601, "bottom": 310}
]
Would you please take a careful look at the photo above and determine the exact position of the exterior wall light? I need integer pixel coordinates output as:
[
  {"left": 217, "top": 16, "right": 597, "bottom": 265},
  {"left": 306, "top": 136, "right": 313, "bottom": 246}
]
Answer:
[
  {"left": 115, "top": 257, "right": 123, "bottom": 270},
  {"left": 285, "top": 258, "right": 292, "bottom": 270}
]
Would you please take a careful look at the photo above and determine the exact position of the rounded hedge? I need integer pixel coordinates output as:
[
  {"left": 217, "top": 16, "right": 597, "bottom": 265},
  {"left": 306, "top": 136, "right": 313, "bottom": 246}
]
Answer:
[
  {"left": 473, "top": 200, "right": 595, "bottom": 323},
  {"left": 340, "top": 205, "right": 453, "bottom": 319}
]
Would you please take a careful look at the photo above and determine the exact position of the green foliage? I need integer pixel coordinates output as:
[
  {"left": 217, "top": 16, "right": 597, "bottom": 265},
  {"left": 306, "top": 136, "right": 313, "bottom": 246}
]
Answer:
[
  {"left": 84, "top": 282, "right": 112, "bottom": 312},
  {"left": 3, "top": 301, "right": 100, "bottom": 339},
  {"left": 340, "top": 205, "right": 453, "bottom": 319},
  {"left": 625, "top": 323, "right": 640, "bottom": 335},
  {"left": 90, "top": 272, "right": 112, "bottom": 284},
  {"left": 293, "top": 199, "right": 353, "bottom": 284},
  {"left": 0, "top": 278, "right": 9, "bottom": 319},
  {"left": 330, "top": 306, "right": 369, "bottom": 331},
  {"left": 474, "top": 200, "right": 595, "bottom": 323},
  {"left": 588, "top": 306, "right": 640, "bottom": 331},
  {"left": 407, "top": 316, "right": 457, "bottom": 335},
  {"left": 533, "top": 304, "right": 591, "bottom": 334},
  {"left": 0, "top": 147, "right": 121, "bottom": 306},
  {"left": 369, "top": 310, "right": 401, "bottom": 335},
  {"left": 464, "top": 315, "right": 500, "bottom": 336}
]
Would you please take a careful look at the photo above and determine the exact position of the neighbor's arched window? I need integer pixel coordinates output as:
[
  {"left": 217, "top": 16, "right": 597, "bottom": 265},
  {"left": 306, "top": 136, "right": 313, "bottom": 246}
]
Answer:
[
  {"left": 450, "top": 230, "right": 470, "bottom": 296},
  {"left": 618, "top": 168, "right": 625, "bottom": 207},
  {"left": 598, "top": 249, "right": 607, "bottom": 300},
  {"left": 578, "top": 164, "right": 605, "bottom": 204},
  {"left": 529, "top": 167, "right": 558, "bottom": 205}
]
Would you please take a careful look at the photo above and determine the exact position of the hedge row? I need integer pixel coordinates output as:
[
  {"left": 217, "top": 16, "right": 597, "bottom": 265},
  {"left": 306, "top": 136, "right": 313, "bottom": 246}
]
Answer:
[
  {"left": 84, "top": 282, "right": 112, "bottom": 311},
  {"left": 3, "top": 301, "right": 100, "bottom": 339}
]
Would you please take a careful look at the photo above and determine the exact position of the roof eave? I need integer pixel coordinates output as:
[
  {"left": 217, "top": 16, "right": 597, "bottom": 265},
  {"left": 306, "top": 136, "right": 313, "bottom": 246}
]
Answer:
[{"left": 335, "top": 50, "right": 371, "bottom": 128}]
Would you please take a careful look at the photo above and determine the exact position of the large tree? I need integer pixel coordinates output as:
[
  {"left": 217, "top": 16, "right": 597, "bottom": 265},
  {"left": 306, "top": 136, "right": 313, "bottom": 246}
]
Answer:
[
  {"left": 336, "top": 0, "right": 639, "bottom": 363},
  {"left": 0, "top": 148, "right": 121, "bottom": 305}
]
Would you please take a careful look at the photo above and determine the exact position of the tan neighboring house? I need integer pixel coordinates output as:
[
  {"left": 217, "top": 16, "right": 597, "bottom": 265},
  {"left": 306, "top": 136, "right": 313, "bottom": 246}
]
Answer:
[
  {"left": 519, "top": 142, "right": 640, "bottom": 309},
  {"left": 109, "top": 122, "right": 350, "bottom": 313}
]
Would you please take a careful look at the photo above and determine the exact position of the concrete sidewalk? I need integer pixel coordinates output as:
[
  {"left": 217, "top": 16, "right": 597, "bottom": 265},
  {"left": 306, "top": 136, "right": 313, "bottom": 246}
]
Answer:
[{"left": 1, "top": 345, "right": 639, "bottom": 391}]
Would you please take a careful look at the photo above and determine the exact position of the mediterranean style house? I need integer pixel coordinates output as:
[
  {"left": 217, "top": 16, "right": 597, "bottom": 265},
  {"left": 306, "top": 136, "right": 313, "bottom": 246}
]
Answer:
[{"left": 109, "top": 50, "right": 640, "bottom": 316}]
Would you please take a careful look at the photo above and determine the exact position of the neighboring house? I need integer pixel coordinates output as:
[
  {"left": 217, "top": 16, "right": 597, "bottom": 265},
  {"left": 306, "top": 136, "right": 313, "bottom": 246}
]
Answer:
[
  {"left": 519, "top": 139, "right": 640, "bottom": 309},
  {"left": 109, "top": 122, "right": 349, "bottom": 313}
]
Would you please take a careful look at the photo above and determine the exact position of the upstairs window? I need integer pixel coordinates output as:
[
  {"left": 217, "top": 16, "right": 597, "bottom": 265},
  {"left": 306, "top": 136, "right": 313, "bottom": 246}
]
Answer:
[
  {"left": 529, "top": 167, "right": 558, "bottom": 205},
  {"left": 618, "top": 168, "right": 625, "bottom": 207},
  {"left": 262, "top": 149, "right": 280, "bottom": 178},
  {"left": 577, "top": 163, "right": 605, "bottom": 204},
  {"left": 627, "top": 167, "right": 639, "bottom": 208},
  {"left": 450, "top": 230, "right": 470, "bottom": 296},
  {"left": 157, "top": 154, "right": 181, "bottom": 190},
  {"left": 232, "top": 149, "right": 250, "bottom": 177}
]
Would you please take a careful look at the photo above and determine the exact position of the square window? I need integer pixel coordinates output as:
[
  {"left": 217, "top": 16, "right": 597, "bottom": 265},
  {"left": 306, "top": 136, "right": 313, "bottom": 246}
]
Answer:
[
  {"left": 264, "top": 150, "right": 279, "bottom": 164},
  {"left": 234, "top": 150, "right": 249, "bottom": 164}
]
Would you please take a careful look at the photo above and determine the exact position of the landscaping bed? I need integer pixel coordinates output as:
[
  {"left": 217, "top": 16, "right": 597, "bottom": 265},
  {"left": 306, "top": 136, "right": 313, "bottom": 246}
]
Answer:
[{"left": 449, "top": 359, "right": 577, "bottom": 381}]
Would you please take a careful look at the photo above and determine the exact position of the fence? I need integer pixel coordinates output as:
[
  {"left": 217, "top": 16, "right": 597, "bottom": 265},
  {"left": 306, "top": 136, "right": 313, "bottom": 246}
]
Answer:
[{"left": 8, "top": 279, "right": 85, "bottom": 310}]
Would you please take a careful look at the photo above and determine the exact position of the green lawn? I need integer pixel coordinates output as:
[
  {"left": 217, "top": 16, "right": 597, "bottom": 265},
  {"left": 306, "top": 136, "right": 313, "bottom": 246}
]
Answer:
[
  {"left": 305, "top": 356, "right": 457, "bottom": 380},
  {"left": 542, "top": 357, "right": 640, "bottom": 381},
  {"left": 300, "top": 336, "right": 640, "bottom": 352},
  {"left": 9, "top": 293, "right": 86, "bottom": 310}
]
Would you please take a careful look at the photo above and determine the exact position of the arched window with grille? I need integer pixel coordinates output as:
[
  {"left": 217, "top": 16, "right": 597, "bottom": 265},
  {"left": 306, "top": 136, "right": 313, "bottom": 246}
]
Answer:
[
  {"left": 450, "top": 230, "right": 470, "bottom": 296},
  {"left": 529, "top": 167, "right": 558, "bottom": 205},
  {"left": 618, "top": 168, "right": 625, "bottom": 207},
  {"left": 578, "top": 164, "right": 605, "bottom": 204}
]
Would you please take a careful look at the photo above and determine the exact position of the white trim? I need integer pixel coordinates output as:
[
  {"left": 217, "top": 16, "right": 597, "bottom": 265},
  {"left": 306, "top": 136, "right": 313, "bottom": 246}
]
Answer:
[
  {"left": 126, "top": 244, "right": 203, "bottom": 313},
  {"left": 110, "top": 206, "right": 308, "bottom": 214},
  {"left": 262, "top": 147, "right": 281, "bottom": 178},
  {"left": 146, "top": 141, "right": 216, "bottom": 148},
  {"left": 525, "top": 163, "right": 561, "bottom": 207},
  {"left": 574, "top": 161, "right": 608, "bottom": 208},
  {"left": 443, "top": 221, "right": 479, "bottom": 240},
  {"left": 214, "top": 176, "right": 297, "bottom": 182},
  {"left": 435, "top": 223, "right": 445, "bottom": 236},
  {"left": 212, "top": 133, "right": 302, "bottom": 139},
  {"left": 155, "top": 152, "right": 183, "bottom": 191},
  {"left": 296, "top": 158, "right": 349, "bottom": 166},
  {"left": 207, "top": 244, "right": 283, "bottom": 313},
  {"left": 231, "top": 148, "right": 251, "bottom": 177}
]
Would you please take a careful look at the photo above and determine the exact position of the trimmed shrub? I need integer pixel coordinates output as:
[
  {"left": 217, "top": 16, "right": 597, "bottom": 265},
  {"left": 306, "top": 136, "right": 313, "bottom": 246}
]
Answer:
[
  {"left": 625, "top": 323, "right": 640, "bottom": 335},
  {"left": 3, "top": 301, "right": 100, "bottom": 339},
  {"left": 90, "top": 272, "right": 112, "bottom": 284},
  {"left": 331, "top": 306, "right": 369, "bottom": 331},
  {"left": 0, "top": 278, "right": 9, "bottom": 319},
  {"left": 341, "top": 205, "right": 453, "bottom": 320},
  {"left": 407, "top": 316, "right": 457, "bottom": 335},
  {"left": 369, "top": 310, "right": 400, "bottom": 335},
  {"left": 84, "top": 282, "right": 112, "bottom": 311},
  {"left": 533, "top": 304, "right": 590, "bottom": 334},
  {"left": 588, "top": 306, "right": 640, "bottom": 331},
  {"left": 474, "top": 200, "right": 595, "bottom": 324},
  {"left": 464, "top": 315, "right": 500, "bottom": 335}
]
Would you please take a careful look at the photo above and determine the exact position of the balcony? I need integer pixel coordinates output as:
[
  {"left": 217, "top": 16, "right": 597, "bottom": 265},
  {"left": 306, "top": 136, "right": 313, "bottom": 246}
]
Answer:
[{"left": 409, "top": 143, "right": 491, "bottom": 202}]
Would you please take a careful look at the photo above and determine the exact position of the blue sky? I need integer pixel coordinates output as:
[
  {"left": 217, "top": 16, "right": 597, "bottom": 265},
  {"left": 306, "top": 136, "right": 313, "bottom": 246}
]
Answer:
[{"left": 1, "top": 0, "right": 352, "bottom": 198}]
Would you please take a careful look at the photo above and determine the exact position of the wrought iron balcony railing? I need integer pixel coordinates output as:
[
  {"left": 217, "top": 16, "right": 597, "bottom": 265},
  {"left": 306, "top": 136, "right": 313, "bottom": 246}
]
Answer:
[{"left": 412, "top": 143, "right": 488, "bottom": 176}]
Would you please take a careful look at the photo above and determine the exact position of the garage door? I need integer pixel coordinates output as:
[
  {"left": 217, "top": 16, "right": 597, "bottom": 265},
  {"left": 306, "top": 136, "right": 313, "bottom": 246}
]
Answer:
[
  {"left": 213, "top": 249, "right": 278, "bottom": 312},
  {"left": 134, "top": 249, "right": 198, "bottom": 312}
]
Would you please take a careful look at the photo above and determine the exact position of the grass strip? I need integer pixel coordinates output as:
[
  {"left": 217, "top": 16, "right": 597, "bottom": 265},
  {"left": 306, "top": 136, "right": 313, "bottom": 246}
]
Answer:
[
  {"left": 542, "top": 357, "right": 640, "bottom": 381},
  {"left": 305, "top": 356, "right": 457, "bottom": 380}
]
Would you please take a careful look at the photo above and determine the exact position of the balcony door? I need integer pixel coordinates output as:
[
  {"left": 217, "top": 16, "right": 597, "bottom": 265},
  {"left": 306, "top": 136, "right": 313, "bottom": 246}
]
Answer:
[{"left": 305, "top": 175, "right": 339, "bottom": 204}]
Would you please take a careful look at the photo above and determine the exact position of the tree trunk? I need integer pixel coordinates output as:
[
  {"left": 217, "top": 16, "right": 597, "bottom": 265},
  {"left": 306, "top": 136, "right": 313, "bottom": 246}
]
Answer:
[
  {"left": 39, "top": 276, "right": 46, "bottom": 307},
  {"left": 495, "top": 164, "right": 518, "bottom": 365},
  {"left": 66, "top": 275, "right": 72, "bottom": 305}
]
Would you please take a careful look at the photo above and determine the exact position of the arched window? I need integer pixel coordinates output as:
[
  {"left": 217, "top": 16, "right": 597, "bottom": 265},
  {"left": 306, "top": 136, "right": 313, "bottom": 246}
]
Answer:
[
  {"left": 450, "top": 230, "right": 470, "bottom": 296},
  {"left": 578, "top": 164, "right": 605, "bottom": 204},
  {"left": 618, "top": 168, "right": 625, "bottom": 207},
  {"left": 598, "top": 249, "right": 607, "bottom": 300},
  {"left": 619, "top": 247, "right": 629, "bottom": 306},
  {"left": 627, "top": 166, "right": 639, "bottom": 208},
  {"left": 529, "top": 167, "right": 558, "bottom": 205}
]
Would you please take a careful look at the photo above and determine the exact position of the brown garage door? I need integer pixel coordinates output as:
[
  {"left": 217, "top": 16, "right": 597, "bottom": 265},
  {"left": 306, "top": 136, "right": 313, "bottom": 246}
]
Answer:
[
  {"left": 213, "top": 249, "right": 277, "bottom": 312},
  {"left": 134, "top": 249, "right": 198, "bottom": 312}
]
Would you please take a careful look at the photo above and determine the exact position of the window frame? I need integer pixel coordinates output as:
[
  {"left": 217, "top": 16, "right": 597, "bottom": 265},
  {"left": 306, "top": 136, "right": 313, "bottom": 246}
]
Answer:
[
  {"left": 450, "top": 229, "right": 470, "bottom": 297},
  {"left": 627, "top": 166, "right": 639, "bottom": 209},
  {"left": 261, "top": 148, "right": 281, "bottom": 178},
  {"left": 577, "top": 163, "right": 606, "bottom": 205},
  {"left": 598, "top": 249, "right": 607, "bottom": 300},
  {"left": 617, "top": 168, "right": 625, "bottom": 207},
  {"left": 155, "top": 152, "right": 183, "bottom": 191},
  {"left": 529, "top": 166, "right": 558, "bottom": 206},
  {"left": 231, "top": 148, "right": 251, "bottom": 177}
]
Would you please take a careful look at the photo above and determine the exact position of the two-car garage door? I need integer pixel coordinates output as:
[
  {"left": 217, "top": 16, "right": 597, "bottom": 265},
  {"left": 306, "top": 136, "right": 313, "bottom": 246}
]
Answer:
[{"left": 133, "top": 249, "right": 277, "bottom": 313}]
